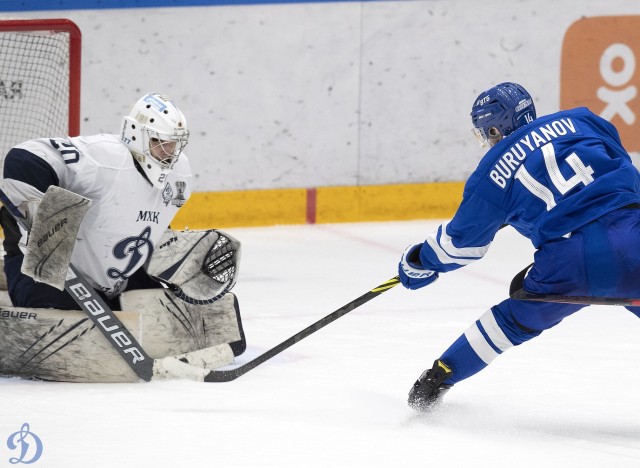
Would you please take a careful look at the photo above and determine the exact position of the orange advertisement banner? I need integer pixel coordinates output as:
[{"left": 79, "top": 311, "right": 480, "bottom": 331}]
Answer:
[{"left": 561, "top": 16, "right": 640, "bottom": 150}]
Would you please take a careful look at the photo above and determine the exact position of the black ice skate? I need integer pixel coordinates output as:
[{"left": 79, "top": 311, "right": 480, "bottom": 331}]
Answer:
[{"left": 408, "top": 359, "right": 453, "bottom": 411}]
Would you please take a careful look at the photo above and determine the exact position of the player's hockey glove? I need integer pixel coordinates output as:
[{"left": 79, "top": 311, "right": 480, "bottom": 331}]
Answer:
[{"left": 399, "top": 243, "right": 439, "bottom": 290}]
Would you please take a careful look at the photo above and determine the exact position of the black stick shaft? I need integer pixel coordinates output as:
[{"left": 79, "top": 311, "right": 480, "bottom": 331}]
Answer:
[
  {"left": 511, "top": 288, "right": 640, "bottom": 306},
  {"left": 509, "top": 263, "right": 640, "bottom": 306},
  {"left": 204, "top": 276, "right": 400, "bottom": 382}
]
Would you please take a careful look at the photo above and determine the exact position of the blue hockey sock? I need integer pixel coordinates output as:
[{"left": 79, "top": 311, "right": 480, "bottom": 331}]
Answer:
[
  {"left": 440, "top": 335, "right": 487, "bottom": 385},
  {"left": 440, "top": 308, "right": 516, "bottom": 385}
]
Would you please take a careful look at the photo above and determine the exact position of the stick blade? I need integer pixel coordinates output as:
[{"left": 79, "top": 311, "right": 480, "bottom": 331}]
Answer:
[{"left": 204, "top": 368, "right": 241, "bottom": 383}]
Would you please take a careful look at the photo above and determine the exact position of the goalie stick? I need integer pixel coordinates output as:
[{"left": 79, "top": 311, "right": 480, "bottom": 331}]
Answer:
[
  {"left": 0, "top": 186, "right": 238, "bottom": 382},
  {"left": 509, "top": 264, "right": 640, "bottom": 306},
  {"left": 201, "top": 276, "right": 401, "bottom": 382}
]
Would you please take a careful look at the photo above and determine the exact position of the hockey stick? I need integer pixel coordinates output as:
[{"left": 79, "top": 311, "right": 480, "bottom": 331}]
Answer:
[
  {"left": 0, "top": 187, "right": 237, "bottom": 382},
  {"left": 509, "top": 264, "right": 640, "bottom": 306},
  {"left": 201, "top": 276, "right": 401, "bottom": 382}
]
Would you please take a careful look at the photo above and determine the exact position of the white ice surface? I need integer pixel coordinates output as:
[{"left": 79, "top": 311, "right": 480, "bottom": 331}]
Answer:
[{"left": 2, "top": 220, "right": 640, "bottom": 467}]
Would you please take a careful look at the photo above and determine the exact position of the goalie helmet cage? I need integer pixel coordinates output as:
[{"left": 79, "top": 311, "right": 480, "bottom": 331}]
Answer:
[{"left": 0, "top": 18, "right": 81, "bottom": 158}]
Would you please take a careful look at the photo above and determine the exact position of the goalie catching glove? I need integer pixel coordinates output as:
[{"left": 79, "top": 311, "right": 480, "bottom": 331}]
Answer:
[{"left": 145, "top": 229, "right": 241, "bottom": 304}]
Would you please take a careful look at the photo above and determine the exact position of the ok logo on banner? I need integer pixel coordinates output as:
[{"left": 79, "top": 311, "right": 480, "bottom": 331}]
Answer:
[{"left": 561, "top": 16, "right": 640, "bottom": 150}]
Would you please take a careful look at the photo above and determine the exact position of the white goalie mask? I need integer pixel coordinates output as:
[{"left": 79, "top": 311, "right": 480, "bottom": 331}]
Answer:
[{"left": 121, "top": 93, "right": 190, "bottom": 188}]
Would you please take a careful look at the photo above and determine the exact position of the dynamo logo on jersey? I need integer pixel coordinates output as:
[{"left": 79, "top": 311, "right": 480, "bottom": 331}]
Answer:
[{"left": 107, "top": 226, "right": 153, "bottom": 280}]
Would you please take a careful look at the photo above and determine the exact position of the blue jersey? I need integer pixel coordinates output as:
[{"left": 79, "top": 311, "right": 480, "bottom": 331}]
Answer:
[{"left": 420, "top": 107, "right": 640, "bottom": 273}]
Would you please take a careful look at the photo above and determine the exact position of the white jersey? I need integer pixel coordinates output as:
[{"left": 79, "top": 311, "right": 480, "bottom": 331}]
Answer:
[{"left": 0, "top": 134, "right": 192, "bottom": 298}]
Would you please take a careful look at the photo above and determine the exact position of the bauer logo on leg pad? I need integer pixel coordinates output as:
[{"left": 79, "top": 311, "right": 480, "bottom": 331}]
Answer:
[{"left": 0, "top": 309, "right": 37, "bottom": 319}]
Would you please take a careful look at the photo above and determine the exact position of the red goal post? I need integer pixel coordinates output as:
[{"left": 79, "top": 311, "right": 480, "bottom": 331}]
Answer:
[{"left": 0, "top": 18, "right": 81, "bottom": 158}]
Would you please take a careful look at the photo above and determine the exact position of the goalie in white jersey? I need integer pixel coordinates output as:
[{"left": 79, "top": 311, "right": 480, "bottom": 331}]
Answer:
[
  {"left": 1, "top": 93, "right": 193, "bottom": 309},
  {"left": 0, "top": 93, "right": 246, "bottom": 382}
]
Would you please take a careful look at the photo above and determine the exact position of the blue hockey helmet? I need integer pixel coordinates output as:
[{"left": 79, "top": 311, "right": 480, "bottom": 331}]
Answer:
[{"left": 470, "top": 82, "right": 536, "bottom": 147}]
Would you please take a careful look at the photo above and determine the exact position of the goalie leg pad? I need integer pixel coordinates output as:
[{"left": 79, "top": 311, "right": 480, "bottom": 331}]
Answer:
[
  {"left": 0, "top": 306, "right": 142, "bottom": 383},
  {"left": 0, "top": 290, "right": 245, "bottom": 382},
  {"left": 119, "top": 288, "right": 246, "bottom": 357}
]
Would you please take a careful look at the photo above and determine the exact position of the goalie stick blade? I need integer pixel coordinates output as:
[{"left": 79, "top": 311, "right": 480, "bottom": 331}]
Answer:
[
  {"left": 204, "top": 368, "right": 242, "bottom": 383},
  {"left": 201, "top": 276, "right": 401, "bottom": 383}
]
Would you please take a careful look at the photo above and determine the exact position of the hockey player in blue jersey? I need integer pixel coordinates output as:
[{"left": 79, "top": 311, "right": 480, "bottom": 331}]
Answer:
[{"left": 399, "top": 82, "right": 640, "bottom": 411}]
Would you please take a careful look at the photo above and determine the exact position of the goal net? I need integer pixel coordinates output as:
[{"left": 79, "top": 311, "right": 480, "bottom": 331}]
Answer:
[{"left": 0, "top": 18, "right": 81, "bottom": 158}]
